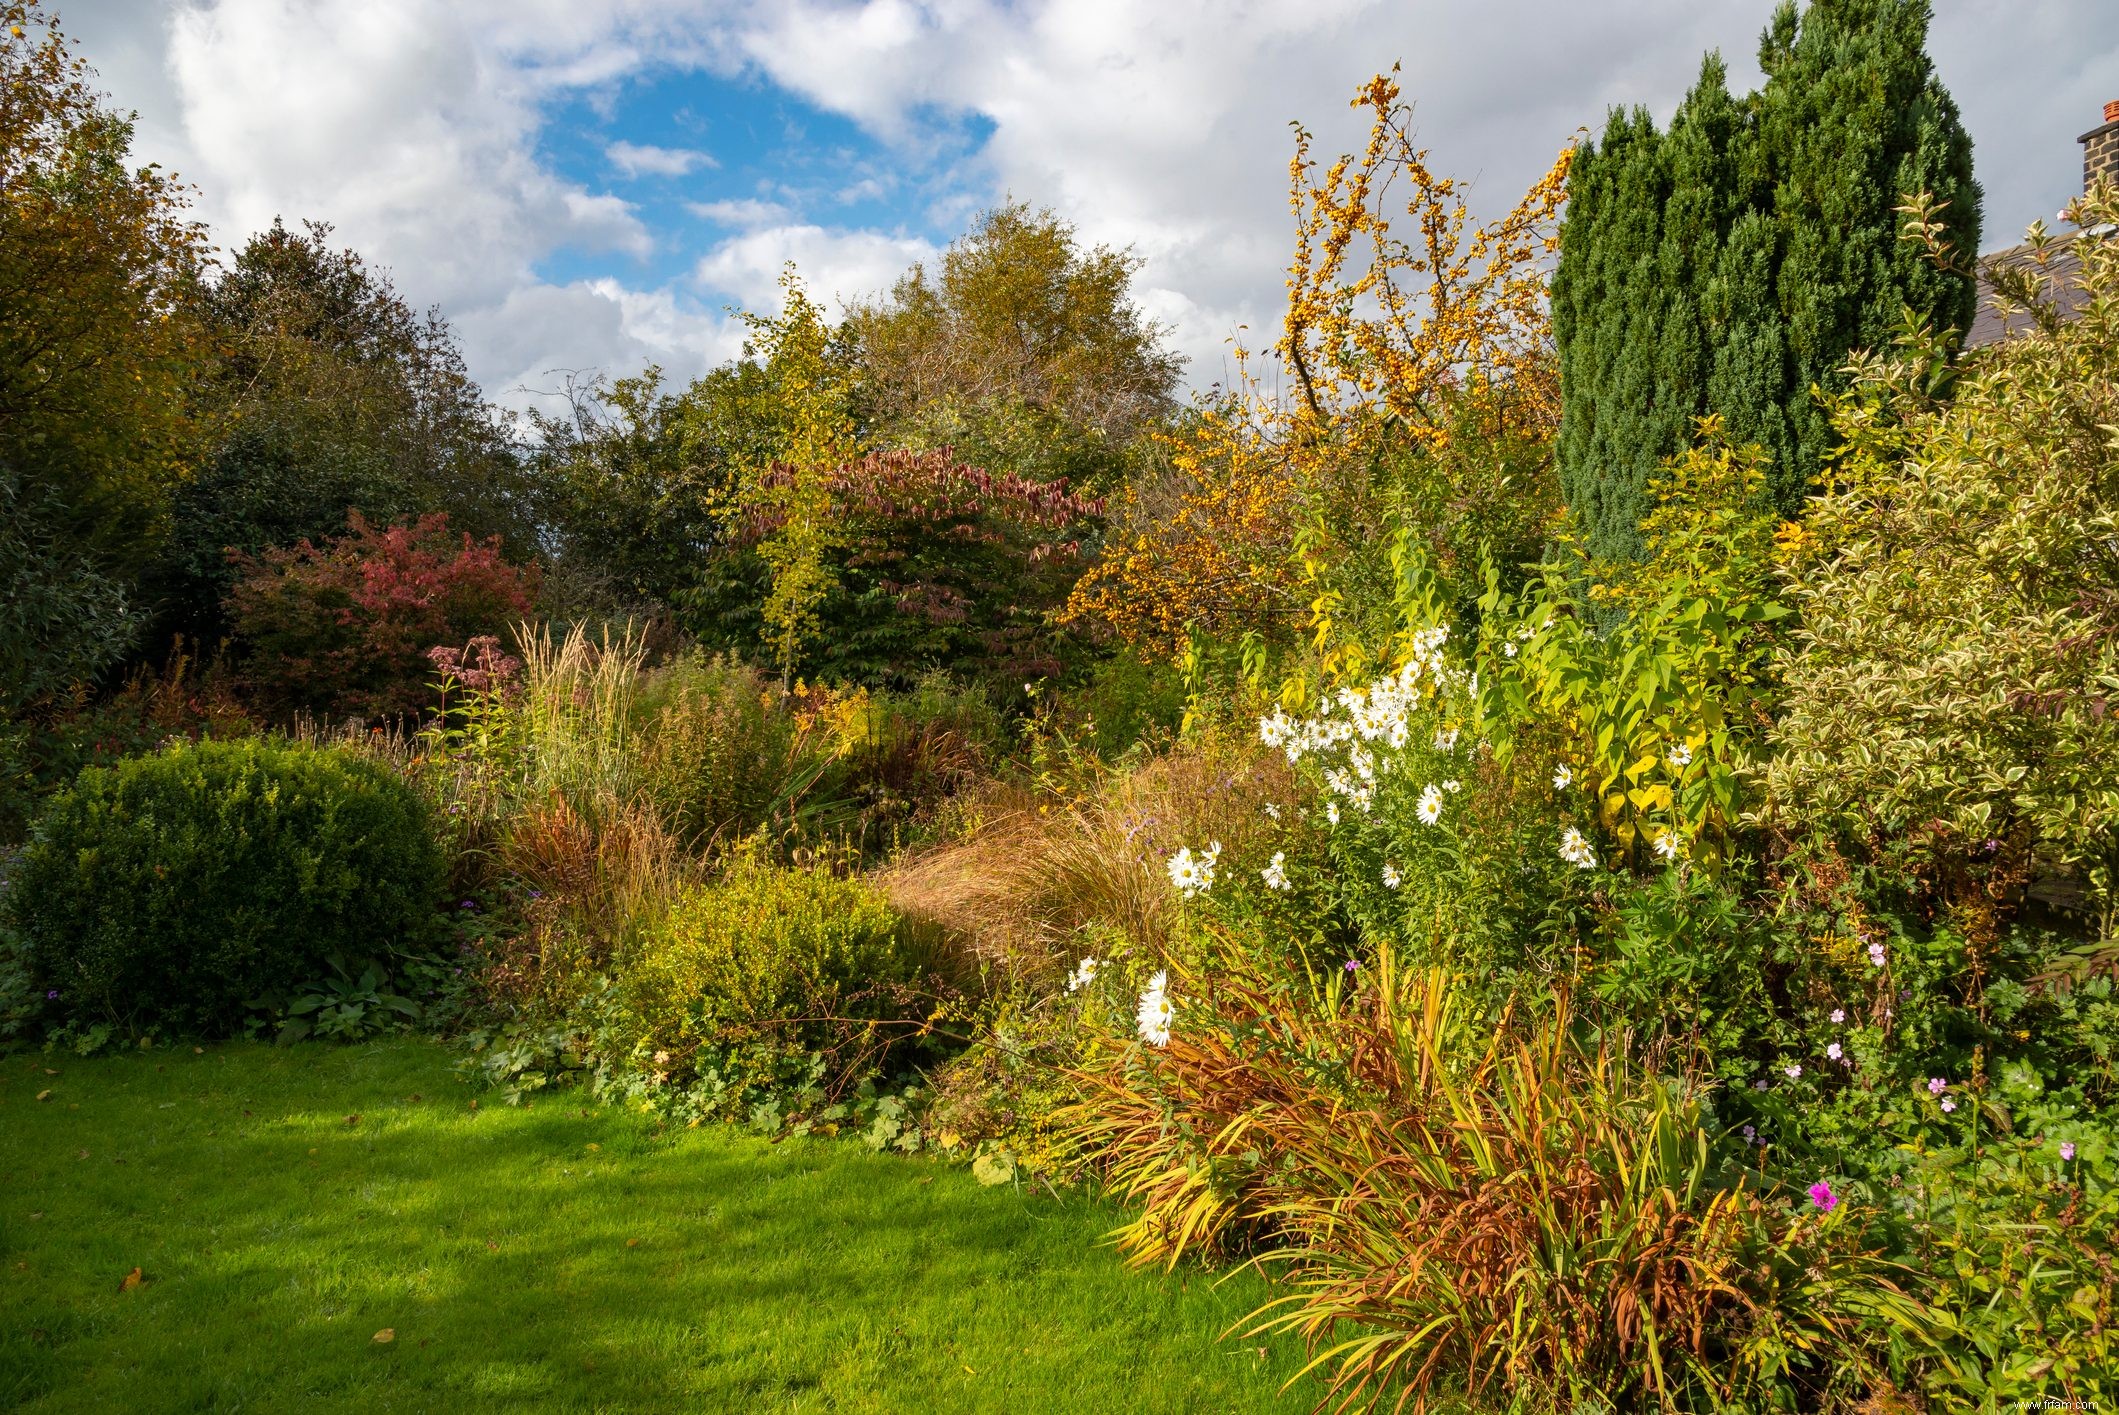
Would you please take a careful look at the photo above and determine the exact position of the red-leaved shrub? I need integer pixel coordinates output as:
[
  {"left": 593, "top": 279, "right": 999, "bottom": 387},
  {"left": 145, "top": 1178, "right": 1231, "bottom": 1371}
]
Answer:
[{"left": 226, "top": 512, "right": 539, "bottom": 719}]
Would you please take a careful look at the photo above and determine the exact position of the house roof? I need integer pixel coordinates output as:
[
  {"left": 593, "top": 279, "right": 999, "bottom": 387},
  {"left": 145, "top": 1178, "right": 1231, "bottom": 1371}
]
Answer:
[{"left": 1966, "top": 232, "right": 2091, "bottom": 348}]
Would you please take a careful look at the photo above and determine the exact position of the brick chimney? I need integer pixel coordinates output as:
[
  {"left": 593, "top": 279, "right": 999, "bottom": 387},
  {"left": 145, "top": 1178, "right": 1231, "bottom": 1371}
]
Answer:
[{"left": 2084, "top": 99, "right": 2119, "bottom": 194}]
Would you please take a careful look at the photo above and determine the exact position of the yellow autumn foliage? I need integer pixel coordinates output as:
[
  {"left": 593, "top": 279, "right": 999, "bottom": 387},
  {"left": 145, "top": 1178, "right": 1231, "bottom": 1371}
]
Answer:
[{"left": 1069, "top": 70, "right": 1573, "bottom": 664}]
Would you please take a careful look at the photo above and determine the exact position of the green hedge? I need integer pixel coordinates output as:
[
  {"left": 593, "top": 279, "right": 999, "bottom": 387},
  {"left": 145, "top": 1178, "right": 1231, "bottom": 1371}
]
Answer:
[{"left": 11, "top": 737, "right": 443, "bottom": 1035}]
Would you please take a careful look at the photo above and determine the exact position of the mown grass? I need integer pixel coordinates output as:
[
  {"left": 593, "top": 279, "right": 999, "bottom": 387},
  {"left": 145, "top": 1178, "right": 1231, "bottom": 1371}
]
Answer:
[{"left": 0, "top": 1040, "right": 1313, "bottom": 1413}]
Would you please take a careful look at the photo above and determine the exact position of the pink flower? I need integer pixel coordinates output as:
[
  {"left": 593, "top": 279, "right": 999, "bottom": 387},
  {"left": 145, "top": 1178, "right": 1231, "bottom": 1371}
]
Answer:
[
  {"left": 1807, "top": 1180, "right": 1838, "bottom": 1212},
  {"left": 2060, "top": 1141, "right": 2077, "bottom": 1162},
  {"left": 1940, "top": 1098, "right": 1957, "bottom": 1113},
  {"left": 1927, "top": 1077, "right": 1947, "bottom": 1095}
]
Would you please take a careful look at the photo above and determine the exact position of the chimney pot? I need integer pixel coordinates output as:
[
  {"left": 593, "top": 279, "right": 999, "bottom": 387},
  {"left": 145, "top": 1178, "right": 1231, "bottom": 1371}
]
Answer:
[{"left": 2085, "top": 103, "right": 2119, "bottom": 193}]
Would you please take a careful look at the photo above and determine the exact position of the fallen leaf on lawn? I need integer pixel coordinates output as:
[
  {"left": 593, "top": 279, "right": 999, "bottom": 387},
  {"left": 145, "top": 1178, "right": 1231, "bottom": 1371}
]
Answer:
[
  {"left": 193, "top": 1047, "right": 203, "bottom": 1054},
  {"left": 345, "top": 1114, "right": 361, "bottom": 1126},
  {"left": 625, "top": 1238, "right": 639, "bottom": 1248},
  {"left": 467, "top": 1100, "right": 478, "bottom": 1111},
  {"left": 409, "top": 1094, "right": 422, "bottom": 1102},
  {"left": 76, "top": 1150, "right": 88, "bottom": 1160},
  {"left": 962, "top": 1365, "right": 976, "bottom": 1376},
  {"left": 485, "top": 1240, "right": 498, "bottom": 1251},
  {"left": 36, "top": 1090, "right": 50, "bottom": 1102},
  {"left": 586, "top": 1142, "right": 600, "bottom": 1151},
  {"left": 307, "top": 1147, "right": 318, "bottom": 1155},
  {"left": 373, "top": 1328, "right": 394, "bottom": 1344},
  {"left": 119, "top": 1267, "right": 144, "bottom": 1292},
  {"left": 42, "top": 1067, "right": 57, "bottom": 1076}
]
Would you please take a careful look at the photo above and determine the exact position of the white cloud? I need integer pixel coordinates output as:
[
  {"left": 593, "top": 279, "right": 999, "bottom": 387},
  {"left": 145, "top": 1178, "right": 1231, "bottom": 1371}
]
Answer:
[
  {"left": 687, "top": 196, "right": 795, "bottom": 228},
  {"left": 55, "top": 0, "right": 2119, "bottom": 411},
  {"left": 607, "top": 139, "right": 717, "bottom": 178},
  {"left": 692, "top": 223, "right": 938, "bottom": 314}
]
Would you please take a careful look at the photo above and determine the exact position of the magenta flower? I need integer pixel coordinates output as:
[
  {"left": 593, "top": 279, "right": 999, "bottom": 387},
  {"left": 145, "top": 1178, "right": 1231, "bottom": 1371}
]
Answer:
[
  {"left": 2060, "top": 1141, "right": 2077, "bottom": 1162},
  {"left": 1807, "top": 1180, "right": 1838, "bottom": 1212},
  {"left": 1343, "top": 958, "right": 1359, "bottom": 973},
  {"left": 1927, "top": 1077, "right": 1947, "bottom": 1095}
]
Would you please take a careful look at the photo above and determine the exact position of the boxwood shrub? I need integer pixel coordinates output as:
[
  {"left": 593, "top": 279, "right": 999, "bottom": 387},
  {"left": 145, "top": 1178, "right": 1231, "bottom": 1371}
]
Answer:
[
  {"left": 609, "top": 858, "right": 946, "bottom": 1106},
  {"left": 11, "top": 737, "right": 443, "bottom": 1035}
]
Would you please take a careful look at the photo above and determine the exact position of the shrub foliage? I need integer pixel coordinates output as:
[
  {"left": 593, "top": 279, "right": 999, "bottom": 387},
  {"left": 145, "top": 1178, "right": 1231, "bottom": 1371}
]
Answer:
[{"left": 12, "top": 737, "right": 443, "bottom": 1034}]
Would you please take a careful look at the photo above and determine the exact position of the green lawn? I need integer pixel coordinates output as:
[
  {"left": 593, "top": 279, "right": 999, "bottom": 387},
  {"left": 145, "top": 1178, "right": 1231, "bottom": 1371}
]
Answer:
[{"left": 0, "top": 1040, "right": 1315, "bottom": 1413}]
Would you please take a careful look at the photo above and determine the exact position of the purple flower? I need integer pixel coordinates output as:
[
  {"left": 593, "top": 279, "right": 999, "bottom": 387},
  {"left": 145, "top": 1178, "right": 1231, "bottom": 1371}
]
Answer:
[
  {"left": 459, "top": 900, "right": 476, "bottom": 911},
  {"left": 1940, "top": 1098, "right": 1957, "bottom": 1113},
  {"left": 2060, "top": 1141, "right": 2077, "bottom": 1162},
  {"left": 46, "top": 989, "right": 59, "bottom": 1000},
  {"left": 1808, "top": 1180, "right": 1838, "bottom": 1212},
  {"left": 1741, "top": 1124, "right": 1756, "bottom": 1143},
  {"left": 1927, "top": 1077, "right": 1947, "bottom": 1095},
  {"left": 1343, "top": 958, "right": 1359, "bottom": 973}
]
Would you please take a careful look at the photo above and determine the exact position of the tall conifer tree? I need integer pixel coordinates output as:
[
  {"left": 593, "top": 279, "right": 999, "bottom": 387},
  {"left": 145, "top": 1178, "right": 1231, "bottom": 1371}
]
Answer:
[{"left": 1553, "top": 0, "right": 1978, "bottom": 560}]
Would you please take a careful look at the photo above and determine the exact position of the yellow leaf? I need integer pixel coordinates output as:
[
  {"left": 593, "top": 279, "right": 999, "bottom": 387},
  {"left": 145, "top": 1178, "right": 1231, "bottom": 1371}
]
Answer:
[
  {"left": 373, "top": 1329, "right": 395, "bottom": 1344},
  {"left": 119, "top": 1267, "right": 145, "bottom": 1293}
]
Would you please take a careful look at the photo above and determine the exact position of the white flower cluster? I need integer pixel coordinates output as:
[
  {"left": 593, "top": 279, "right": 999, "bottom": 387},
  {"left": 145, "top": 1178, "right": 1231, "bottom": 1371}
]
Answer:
[
  {"left": 1166, "top": 841, "right": 1221, "bottom": 897},
  {"left": 1260, "top": 851, "right": 1291, "bottom": 891},
  {"left": 1256, "top": 627, "right": 1471, "bottom": 823},
  {"left": 1137, "top": 971, "right": 1174, "bottom": 1047},
  {"left": 1066, "top": 957, "right": 1100, "bottom": 993},
  {"left": 1558, "top": 825, "right": 1597, "bottom": 870}
]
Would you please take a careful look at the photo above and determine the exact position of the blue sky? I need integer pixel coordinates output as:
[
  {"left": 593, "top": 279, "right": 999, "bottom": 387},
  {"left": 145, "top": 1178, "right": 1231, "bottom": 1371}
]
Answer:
[
  {"left": 56, "top": 0, "right": 2119, "bottom": 412},
  {"left": 530, "top": 67, "right": 992, "bottom": 293}
]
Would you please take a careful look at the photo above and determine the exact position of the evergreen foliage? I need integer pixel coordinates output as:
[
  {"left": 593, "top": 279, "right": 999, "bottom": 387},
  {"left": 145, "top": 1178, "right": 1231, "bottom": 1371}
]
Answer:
[{"left": 1553, "top": 0, "right": 1979, "bottom": 559}]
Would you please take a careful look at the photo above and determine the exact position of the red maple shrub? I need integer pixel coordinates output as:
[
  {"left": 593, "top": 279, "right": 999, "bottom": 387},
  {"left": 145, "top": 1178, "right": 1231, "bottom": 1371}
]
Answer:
[{"left": 226, "top": 512, "right": 539, "bottom": 719}]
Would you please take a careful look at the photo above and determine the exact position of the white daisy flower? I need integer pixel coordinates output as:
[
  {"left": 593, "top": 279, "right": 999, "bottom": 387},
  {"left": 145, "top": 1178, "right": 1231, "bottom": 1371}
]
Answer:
[
  {"left": 1067, "top": 957, "right": 1101, "bottom": 993},
  {"left": 1667, "top": 742, "right": 1693, "bottom": 769},
  {"left": 1417, "top": 784, "right": 1444, "bottom": 826},
  {"left": 1137, "top": 972, "right": 1174, "bottom": 1047},
  {"left": 1553, "top": 764, "right": 1573, "bottom": 790},
  {"left": 1433, "top": 727, "right": 1458, "bottom": 751},
  {"left": 1653, "top": 832, "right": 1679, "bottom": 861},
  {"left": 1381, "top": 863, "right": 1401, "bottom": 889},
  {"left": 1261, "top": 852, "right": 1290, "bottom": 891},
  {"left": 1165, "top": 843, "right": 1220, "bottom": 898},
  {"left": 1326, "top": 801, "right": 1340, "bottom": 825},
  {"left": 1442, "top": 779, "right": 1461, "bottom": 793},
  {"left": 1263, "top": 802, "right": 1281, "bottom": 821},
  {"left": 1559, "top": 825, "right": 1596, "bottom": 870}
]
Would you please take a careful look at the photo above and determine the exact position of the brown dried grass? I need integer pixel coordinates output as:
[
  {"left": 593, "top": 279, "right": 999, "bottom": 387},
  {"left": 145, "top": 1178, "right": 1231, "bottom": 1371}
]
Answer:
[{"left": 881, "top": 735, "right": 1294, "bottom": 976}]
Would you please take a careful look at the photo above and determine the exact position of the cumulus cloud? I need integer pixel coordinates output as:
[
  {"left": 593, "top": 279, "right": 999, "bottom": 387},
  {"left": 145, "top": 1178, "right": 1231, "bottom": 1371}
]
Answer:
[
  {"left": 692, "top": 223, "right": 939, "bottom": 314},
  {"left": 607, "top": 139, "right": 717, "bottom": 178},
  {"left": 54, "top": 0, "right": 2119, "bottom": 409}
]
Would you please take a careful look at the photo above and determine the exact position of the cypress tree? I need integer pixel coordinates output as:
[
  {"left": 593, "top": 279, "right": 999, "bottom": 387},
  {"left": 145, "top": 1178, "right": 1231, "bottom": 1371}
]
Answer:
[{"left": 1554, "top": 0, "right": 1979, "bottom": 559}]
